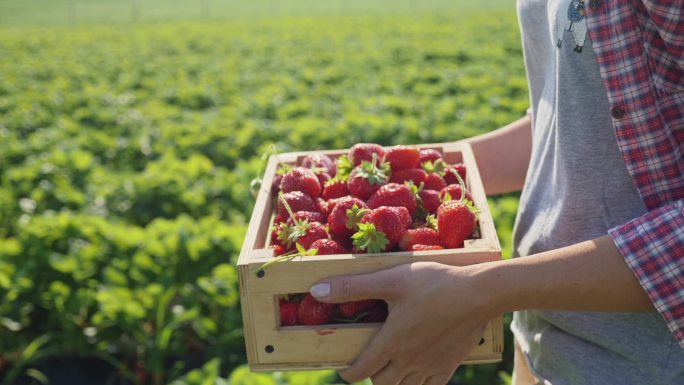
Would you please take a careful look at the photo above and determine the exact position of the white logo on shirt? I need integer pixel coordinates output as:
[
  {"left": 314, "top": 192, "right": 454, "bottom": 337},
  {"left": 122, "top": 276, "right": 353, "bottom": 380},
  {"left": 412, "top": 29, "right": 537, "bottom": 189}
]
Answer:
[{"left": 556, "top": 0, "right": 588, "bottom": 53}]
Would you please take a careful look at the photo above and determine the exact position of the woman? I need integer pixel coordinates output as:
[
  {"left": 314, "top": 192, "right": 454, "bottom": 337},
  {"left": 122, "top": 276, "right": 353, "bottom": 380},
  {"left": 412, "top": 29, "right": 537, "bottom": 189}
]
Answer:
[{"left": 309, "top": 0, "right": 684, "bottom": 384}]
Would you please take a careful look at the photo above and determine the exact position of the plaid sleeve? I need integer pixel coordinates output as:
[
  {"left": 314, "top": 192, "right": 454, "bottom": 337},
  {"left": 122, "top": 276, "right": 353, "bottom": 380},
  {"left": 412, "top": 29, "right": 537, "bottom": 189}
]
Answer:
[
  {"left": 642, "top": 0, "right": 684, "bottom": 64},
  {"left": 609, "top": 199, "right": 684, "bottom": 347}
]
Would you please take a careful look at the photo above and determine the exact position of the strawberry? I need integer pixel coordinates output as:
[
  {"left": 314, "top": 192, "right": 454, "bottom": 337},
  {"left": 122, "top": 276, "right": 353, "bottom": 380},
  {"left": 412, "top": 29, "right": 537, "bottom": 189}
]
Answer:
[
  {"left": 271, "top": 222, "right": 292, "bottom": 249},
  {"left": 277, "top": 193, "right": 329, "bottom": 249},
  {"left": 339, "top": 300, "right": 379, "bottom": 318},
  {"left": 309, "top": 238, "right": 348, "bottom": 255},
  {"left": 353, "top": 206, "right": 411, "bottom": 252},
  {"left": 437, "top": 200, "right": 478, "bottom": 249},
  {"left": 366, "top": 183, "right": 417, "bottom": 214},
  {"left": 271, "top": 244, "right": 287, "bottom": 256},
  {"left": 423, "top": 173, "right": 447, "bottom": 191},
  {"left": 301, "top": 153, "right": 336, "bottom": 177},
  {"left": 360, "top": 301, "right": 388, "bottom": 323},
  {"left": 315, "top": 172, "right": 331, "bottom": 187},
  {"left": 444, "top": 163, "right": 467, "bottom": 185},
  {"left": 389, "top": 168, "right": 427, "bottom": 186},
  {"left": 349, "top": 143, "right": 385, "bottom": 166},
  {"left": 347, "top": 156, "right": 390, "bottom": 200},
  {"left": 328, "top": 196, "right": 368, "bottom": 238},
  {"left": 383, "top": 145, "right": 420, "bottom": 171},
  {"left": 325, "top": 196, "right": 346, "bottom": 215},
  {"left": 287, "top": 211, "right": 325, "bottom": 225},
  {"left": 386, "top": 205, "right": 413, "bottom": 229},
  {"left": 419, "top": 149, "right": 442, "bottom": 165},
  {"left": 298, "top": 294, "right": 338, "bottom": 325},
  {"left": 315, "top": 197, "right": 329, "bottom": 218},
  {"left": 288, "top": 221, "right": 328, "bottom": 250},
  {"left": 440, "top": 184, "right": 473, "bottom": 203},
  {"left": 277, "top": 191, "right": 316, "bottom": 218},
  {"left": 280, "top": 167, "right": 321, "bottom": 198},
  {"left": 408, "top": 244, "right": 444, "bottom": 251},
  {"left": 280, "top": 300, "right": 300, "bottom": 326},
  {"left": 273, "top": 214, "right": 287, "bottom": 224},
  {"left": 322, "top": 179, "right": 349, "bottom": 200},
  {"left": 399, "top": 228, "right": 442, "bottom": 251},
  {"left": 419, "top": 189, "right": 441, "bottom": 214}
]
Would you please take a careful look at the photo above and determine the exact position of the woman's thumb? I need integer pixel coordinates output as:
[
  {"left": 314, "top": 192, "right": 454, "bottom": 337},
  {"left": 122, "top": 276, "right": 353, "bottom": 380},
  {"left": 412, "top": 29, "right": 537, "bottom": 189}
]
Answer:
[{"left": 309, "top": 269, "right": 397, "bottom": 303}]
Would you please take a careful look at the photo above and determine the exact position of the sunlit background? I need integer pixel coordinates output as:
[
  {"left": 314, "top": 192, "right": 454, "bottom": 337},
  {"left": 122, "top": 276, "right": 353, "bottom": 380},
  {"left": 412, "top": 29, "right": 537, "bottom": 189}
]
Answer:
[{"left": 0, "top": 1, "right": 525, "bottom": 384}]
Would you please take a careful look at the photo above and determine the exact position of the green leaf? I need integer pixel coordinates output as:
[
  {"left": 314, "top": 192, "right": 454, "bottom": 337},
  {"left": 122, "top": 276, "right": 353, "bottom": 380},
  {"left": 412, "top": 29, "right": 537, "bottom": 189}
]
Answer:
[{"left": 228, "top": 365, "right": 277, "bottom": 385}]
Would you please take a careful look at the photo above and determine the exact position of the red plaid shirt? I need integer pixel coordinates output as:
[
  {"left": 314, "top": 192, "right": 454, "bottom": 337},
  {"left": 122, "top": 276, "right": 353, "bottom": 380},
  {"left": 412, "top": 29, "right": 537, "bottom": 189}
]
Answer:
[{"left": 584, "top": 1, "right": 684, "bottom": 346}]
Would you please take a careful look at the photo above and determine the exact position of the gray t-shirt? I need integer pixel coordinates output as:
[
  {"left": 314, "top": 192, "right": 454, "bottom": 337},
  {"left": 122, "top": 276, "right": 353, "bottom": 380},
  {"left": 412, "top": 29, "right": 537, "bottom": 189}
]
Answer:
[{"left": 510, "top": 0, "right": 684, "bottom": 383}]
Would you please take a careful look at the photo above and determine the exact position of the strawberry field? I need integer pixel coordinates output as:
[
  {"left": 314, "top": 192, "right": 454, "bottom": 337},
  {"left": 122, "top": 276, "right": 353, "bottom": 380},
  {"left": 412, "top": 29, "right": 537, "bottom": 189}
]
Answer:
[{"left": 0, "top": 2, "right": 526, "bottom": 384}]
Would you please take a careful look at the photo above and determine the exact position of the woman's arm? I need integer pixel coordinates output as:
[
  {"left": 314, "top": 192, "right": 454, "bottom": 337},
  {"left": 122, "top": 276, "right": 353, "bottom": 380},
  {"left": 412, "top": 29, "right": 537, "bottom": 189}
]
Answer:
[
  {"left": 309, "top": 234, "right": 654, "bottom": 384},
  {"left": 465, "top": 114, "right": 532, "bottom": 195}
]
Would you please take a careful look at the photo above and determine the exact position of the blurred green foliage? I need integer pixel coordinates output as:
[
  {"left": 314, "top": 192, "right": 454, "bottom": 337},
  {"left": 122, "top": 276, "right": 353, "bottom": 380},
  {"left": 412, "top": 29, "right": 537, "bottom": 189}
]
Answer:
[{"left": 0, "top": 3, "right": 525, "bottom": 384}]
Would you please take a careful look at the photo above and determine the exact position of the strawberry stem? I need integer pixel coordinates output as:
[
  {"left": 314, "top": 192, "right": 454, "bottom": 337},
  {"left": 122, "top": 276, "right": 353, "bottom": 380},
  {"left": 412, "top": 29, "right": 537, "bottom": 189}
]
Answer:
[
  {"left": 450, "top": 166, "right": 467, "bottom": 202},
  {"left": 278, "top": 192, "right": 301, "bottom": 225},
  {"left": 256, "top": 243, "right": 318, "bottom": 274}
]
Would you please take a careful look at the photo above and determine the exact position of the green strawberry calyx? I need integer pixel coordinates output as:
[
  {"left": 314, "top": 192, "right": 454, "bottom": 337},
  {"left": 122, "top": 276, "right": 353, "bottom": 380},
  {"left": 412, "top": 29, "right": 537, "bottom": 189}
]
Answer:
[
  {"left": 421, "top": 159, "right": 447, "bottom": 175},
  {"left": 335, "top": 155, "right": 354, "bottom": 181},
  {"left": 352, "top": 223, "right": 390, "bottom": 254},
  {"left": 257, "top": 243, "right": 319, "bottom": 274},
  {"left": 357, "top": 154, "right": 390, "bottom": 186},
  {"left": 346, "top": 204, "right": 370, "bottom": 230}
]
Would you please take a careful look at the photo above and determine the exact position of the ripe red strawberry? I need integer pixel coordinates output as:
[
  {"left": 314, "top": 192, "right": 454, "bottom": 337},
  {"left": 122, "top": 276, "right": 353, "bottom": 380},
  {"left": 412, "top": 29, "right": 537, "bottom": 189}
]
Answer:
[
  {"left": 419, "top": 149, "right": 442, "bottom": 165},
  {"left": 315, "top": 172, "right": 331, "bottom": 187},
  {"left": 408, "top": 244, "right": 444, "bottom": 251},
  {"left": 325, "top": 196, "right": 346, "bottom": 214},
  {"left": 298, "top": 294, "right": 338, "bottom": 325},
  {"left": 399, "top": 228, "right": 442, "bottom": 251},
  {"left": 280, "top": 167, "right": 321, "bottom": 198},
  {"left": 349, "top": 143, "right": 385, "bottom": 166},
  {"left": 437, "top": 200, "right": 478, "bottom": 249},
  {"left": 347, "top": 157, "right": 390, "bottom": 200},
  {"left": 444, "top": 163, "right": 467, "bottom": 185},
  {"left": 301, "top": 153, "right": 336, "bottom": 177},
  {"left": 419, "top": 189, "right": 441, "bottom": 214},
  {"left": 277, "top": 191, "right": 316, "bottom": 218},
  {"left": 367, "top": 183, "right": 417, "bottom": 214},
  {"left": 322, "top": 179, "right": 349, "bottom": 200},
  {"left": 386, "top": 205, "right": 412, "bottom": 229},
  {"left": 288, "top": 221, "right": 328, "bottom": 249},
  {"left": 315, "top": 197, "right": 329, "bottom": 218},
  {"left": 389, "top": 168, "right": 427, "bottom": 186},
  {"left": 271, "top": 244, "right": 287, "bottom": 256},
  {"left": 353, "top": 206, "right": 411, "bottom": 252},
  {"left": 339, "top": 300, "right": 379, "bottom": 318},
  {"left": 287, "top": 211, "right": 325, "bottom": 225},
  {"left": 423, "top": 173, "right": 447, "bottom": 191},
  {"left": 271, "top": 222, "right": 291, "bottom": 249},
  {"left": 273, "top": 214, "right": 287, "bottom": 224},
  {"left": 440, "top": 184, "right": 473, "bottom": 203},
  {"left": 360, "top": 301, "right": 388, "bottom": 323},
  {"left": 328, "top": 197, "right": 368, "bottom": 238},
  {"left": 309, "top": 238, "right": 348, "bottom": 255},
  {"left": 280, "top": 300, "right": 300, "bottom": 326},
  {"left": 383, "top": 145, "right": 420, "bottom": 171}
]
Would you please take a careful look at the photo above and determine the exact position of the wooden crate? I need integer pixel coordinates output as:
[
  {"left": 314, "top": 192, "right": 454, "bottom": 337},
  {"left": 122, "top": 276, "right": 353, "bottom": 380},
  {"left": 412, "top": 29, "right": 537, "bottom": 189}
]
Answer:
[{"left": 237, "top": 142, "right": 503, "bottom": 371}]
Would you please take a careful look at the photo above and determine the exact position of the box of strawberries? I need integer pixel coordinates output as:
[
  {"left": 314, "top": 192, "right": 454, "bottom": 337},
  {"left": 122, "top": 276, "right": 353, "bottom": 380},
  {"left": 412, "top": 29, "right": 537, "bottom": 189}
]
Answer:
[{"left": 237, "top": 142, "right": 503, "bottom": 371}]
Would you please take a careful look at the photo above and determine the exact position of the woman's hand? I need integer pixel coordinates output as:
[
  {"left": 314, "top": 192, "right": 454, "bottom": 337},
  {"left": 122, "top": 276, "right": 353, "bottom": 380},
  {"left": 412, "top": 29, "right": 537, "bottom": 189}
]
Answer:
[{"left": 309, "top": 262, "right": 498, "bottom": 385}]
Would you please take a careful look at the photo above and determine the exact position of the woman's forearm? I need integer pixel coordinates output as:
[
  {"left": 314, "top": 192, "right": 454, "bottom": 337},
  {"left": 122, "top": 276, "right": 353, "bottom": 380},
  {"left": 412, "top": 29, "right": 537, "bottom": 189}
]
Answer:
[
  {"left": 471, "top": 234, "right": 654, "bottom": 316},
  {"left": 465, "top": 115, "right": 532, "bottom": 196}
]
